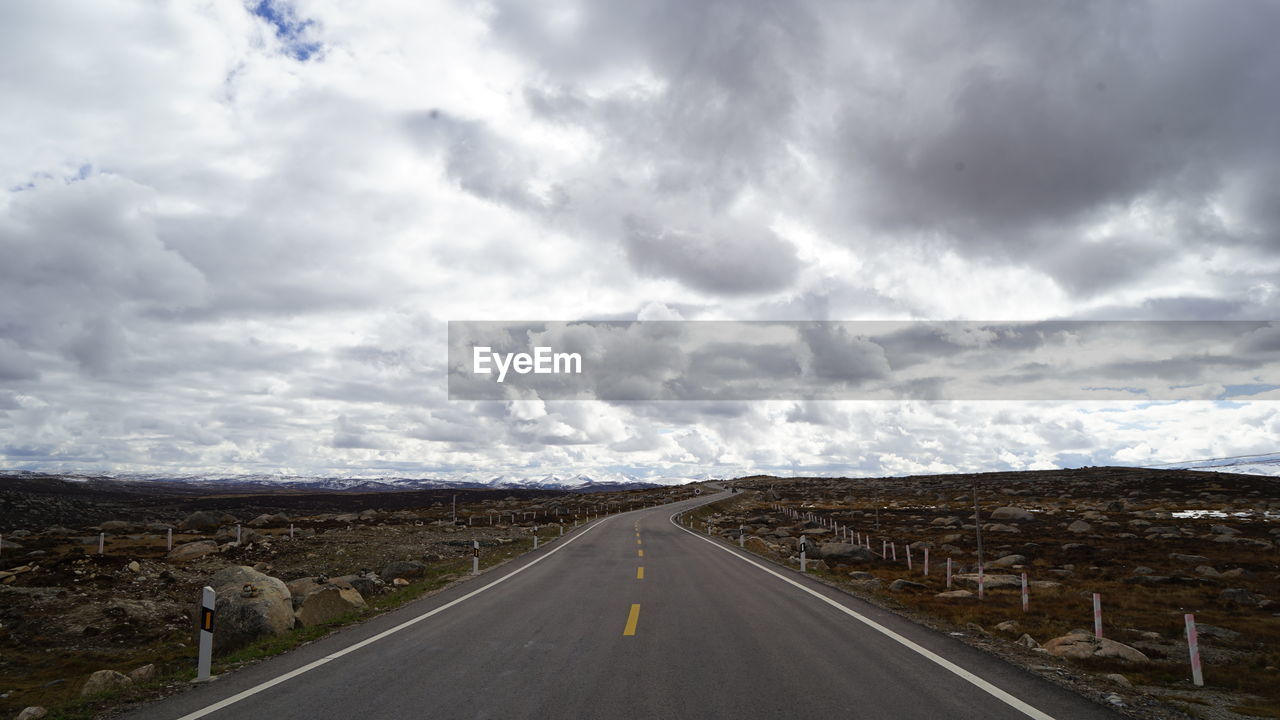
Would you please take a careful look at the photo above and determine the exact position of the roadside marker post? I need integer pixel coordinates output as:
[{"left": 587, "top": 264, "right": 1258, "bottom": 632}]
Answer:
[
  {"left": 1021, "top": 573, "right": 1028, "bottom": 612},
  {"left": 196, "top": 586, "right": 214, "bottom": 682},
  {"left": 289, "top": 524, "right": 295, "bottom": 539},
  {"left": 472, "top": 540, "right": 480, "bottom": 576},
  {"left": 923, "top": 547, "right": 929, "bottom": 576},
  {"left": 1185, "top": 613, "right": 1204, "bottom": 686},
  {"left": 799, "top": 538, "right": 807, "bottom": 573},
  {"left": 946, "top": 558, "right": 952, "bottom": 588},
  {"left": 891, "top": 542, "right": 897, "bottom": 561},
  {"left": 98, "top": 532, "right": 104, "bottom": 555},
  {"left": 1093, "top": 593, "right": 1103, "bottom": 638},
  {"left": 739, "top": 525, "right": 745, "bottom": 547},
  {"left": 236, "top": 525, "right": 241, "bottom": 544},
  {"left": 559, "top": 524, "right": 564, "bottom": 536},
  {"left": 979, "top": 565, "right": 985, "bottom": 600},
  {"left": 906, "top": 545, "right": 912, "bottom": 570},
  {"left": 167, "top": 528, "right": 173, "bottom": 551}
]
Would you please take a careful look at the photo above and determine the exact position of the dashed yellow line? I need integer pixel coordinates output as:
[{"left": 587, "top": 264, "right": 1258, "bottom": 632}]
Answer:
[
  {"left": 637, "top": 566, "right": 644, "bottom": 579},
  {"left": 637, "top": 538, "right": 642, "bottom": 545},
  {"left": 623, "top": 604, "right": 641, "bottom": 636},
  {"left": 638, "top": 549, "right": 644, "bottom": 558}
]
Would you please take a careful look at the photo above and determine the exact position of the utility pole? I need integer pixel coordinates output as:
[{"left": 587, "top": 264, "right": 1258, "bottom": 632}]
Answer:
[{"left": 972, "top": 481, "right": 984, "bottom": 574}]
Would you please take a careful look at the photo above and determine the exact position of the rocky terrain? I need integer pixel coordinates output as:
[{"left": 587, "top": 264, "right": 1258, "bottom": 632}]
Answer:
[
  {"left": 0, "top": 478, "right": 698, "bottom": 719},
  {"left": 696, "top": 468, "right": 1279, "bottom": 720}
]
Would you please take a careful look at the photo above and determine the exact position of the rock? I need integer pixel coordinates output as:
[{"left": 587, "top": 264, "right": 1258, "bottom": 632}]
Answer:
[
  {"left": 743, "top": 537, "right": 772, "bottom": 554},
  {"left": 15, "top": 707, "right": 48, "bottom": 720},
  {"left": 128, "top": 664, "right": 155, "bottom": 683},
  {"left": 80, "top": 670, "right": 132, "bottom": 697},
  {"left": 287, "top": 577, "right": 366, "bottom": 627},
  {"left": 936, "top": 589, "right": 974, "bottom": 599},
  {"left": 953, "top": 573, "right": 1022, "bottom": 589},
  {"left": 1195, "top": 565, "right": 1221, "bottom": 578},
  {"left": 816, "top": 543, "right": 875, "bottom": 562},
  {"left": 0, "top": 538, "right": 24, "bottom": 551},
  {"left": 1211, "top": 524, "right": 1240, "bottom": 535},
  {"left": 392, "top": 578, "right": 410, "bottom": 586},
  {"left": 1105, "top": 693, "right": 1125, "bottom": 707},
  {"left": 380, "top": 560, "right": 428, "bottom": 583},
  {"left": 1104, "top": 673, "right": 1132, "bottom": 688},
  {"left": 939, "top": 533, "right": 962, "bottom": 545},
  {"left": 1219, "top": 588, "right": 1265, "bottom": 606},
  {"left": 1195, "top": 624, "right": 1239, "bottom": 640},
  {"left": 990, "top": 507, "right": 1034, "bottom": 521},
  {"left": 166, "top": 540, "right": 220, "bottom": 562},
  {"left": 180, "top": 511, "right": 231, "bottom": 532},
  {"left": 990, "top": 554, "right": 1027, "bottom": 568},
  {"left": 126, "top": 560, "right": 141, "bottom": 573},
  {"left": 1170, "top": 553, "right": 1210, "bottom": 564},
  {"left": 1067, "top": 520, "right": 1092, "bottom": 534},
  {"left": 849, "top": 578, "right": 883, "bottom": 591},
  {"left": 99, "top": 520, "right": 132, "bottom": 532},
  {"left": 335, "top": 573, "right": 385, "bottom": 599},
  {"left": 207, "top": 566, "right": 294, "bottom": 654},
  {"left": 888, "top": 579, "right": 926, "bottom": 593},
  {"left": 1015, "top": 633, "right": 1039, "bottom": 648},
  {"left": 995, "top": 620, "right": 1020, "bottom": 633},
  {"left": 984, "top": 523, "right": 1020, "bottom": 533},
  {"left": 1042, "top": 633, "right": 1149, "bottom": 664},
  {"left": 848, "top": 571, "right": 876, "bottom": 580},
  {"left": 931, "top": 516, "right": 961, "bottom": 526}
]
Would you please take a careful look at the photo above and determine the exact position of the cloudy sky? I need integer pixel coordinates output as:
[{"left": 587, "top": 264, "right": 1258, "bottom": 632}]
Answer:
[{"left": 1, "top": 0, "right": 1278, "bottom": 481}]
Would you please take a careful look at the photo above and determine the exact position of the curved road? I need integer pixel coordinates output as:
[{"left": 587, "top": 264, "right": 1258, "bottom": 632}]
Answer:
[{"left": 125, "top": 491, "right": 1117, "bottom": 720}]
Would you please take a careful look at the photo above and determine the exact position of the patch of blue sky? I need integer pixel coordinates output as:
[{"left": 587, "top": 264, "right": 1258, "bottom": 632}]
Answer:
[{"left": 249, "top": 0, "right": 322, "bottom": 61}]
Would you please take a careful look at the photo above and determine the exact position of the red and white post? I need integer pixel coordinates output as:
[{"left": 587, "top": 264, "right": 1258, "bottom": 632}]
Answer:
[
  {"left": 1185, "top": 613, "right": 1204, "bottom": 687},
  {"left": 1093, "top": 593, "right": 1103, "bottom": 638}
]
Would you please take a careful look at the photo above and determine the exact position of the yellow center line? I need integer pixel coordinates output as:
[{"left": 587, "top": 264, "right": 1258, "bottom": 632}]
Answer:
[
  {"left": 637, "top": 566, "right": 644, "bottom": 579},
  {"left": 623, "top": 604, "right": 641, "bottom": 636},
  {"left": 637, "top": 538, "right": 642, "bottom": 545},
  {"left": 638, "top": 549, "right": 644, "bottom": 557}
]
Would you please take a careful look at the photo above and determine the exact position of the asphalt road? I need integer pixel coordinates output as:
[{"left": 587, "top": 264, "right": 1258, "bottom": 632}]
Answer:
[{"left": 125, "top": 491, "right": 1119, "bottom": 720}]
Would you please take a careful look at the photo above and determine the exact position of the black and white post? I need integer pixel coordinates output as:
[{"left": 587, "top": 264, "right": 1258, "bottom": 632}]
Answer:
[
  {"left": 196, "top": 586, "right": 214, "bottom": 682},
  {"left": 471, "top": 539, "right": 480, "bottom": 575}
]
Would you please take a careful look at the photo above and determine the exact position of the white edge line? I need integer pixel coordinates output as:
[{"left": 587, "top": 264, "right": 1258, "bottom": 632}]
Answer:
[
  {"left": 669, "top": 507, "right": 1057, "bottom": 720},
  {"left": 175, "top": 514, "right": 621, "bottom": 720}
]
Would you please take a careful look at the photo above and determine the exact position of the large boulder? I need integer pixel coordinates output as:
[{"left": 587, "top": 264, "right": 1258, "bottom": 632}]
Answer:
[
  {"left": 815, "top": 543, "right": 875, "bottom": 562},
  {"left": 16, "top": 707, "right": 47, "bottom": 720},
  {"left": 166, "top": 540, "right": 220, "bottom": 562},
  {"left": 743, "top": 536, "right": 772, "bottom": 554},
  {"left": 287, "top": 577, "right": 366, "bottom": 627},
  {"left": 1067, "top": 520, "right": 1093, "bottom": 534},
  {"left": 80, "top": 670, "right": 132, "bottom": 697},
  {"left": 208, "top": 566, "right": 294, "bottom": 654},
  {"left": 989, "top": 507, "right": 1034, "bottom": 521},
  {"left": 380, "top": 560, "right": 428, "bottom": 583},
  {"left": 248, "top": 513, "right": 290, "bottom": 528},
  {"left": 335, "top": 572, "right": 385, "bottom": 599},
  {"left": 180, "top": 511, "right": 233, "bottom": 532},
  {"left": 1042, "top": 632, "right": 1149, "bottom": 664},
  {"left": 990, "top": 554, "right": 1027, "bottom": 568}
]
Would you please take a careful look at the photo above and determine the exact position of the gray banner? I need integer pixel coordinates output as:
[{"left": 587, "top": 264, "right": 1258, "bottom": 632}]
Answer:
[{"left": 447, "top": 321, "right": 1280, "bottom": 401}]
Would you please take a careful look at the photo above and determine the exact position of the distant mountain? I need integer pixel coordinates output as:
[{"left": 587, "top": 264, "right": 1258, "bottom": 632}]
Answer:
[{"left": 0, "top": 469, "right": 707, "bottom": 493}]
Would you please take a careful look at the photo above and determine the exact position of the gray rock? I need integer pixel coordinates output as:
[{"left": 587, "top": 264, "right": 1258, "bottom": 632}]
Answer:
[
  {"left": 1169, "top": 553, "right": 1209, "bottom": 564},
  {"left": 16, "top": 707, "right": 48, "bottom": 720},
  {"left": 1042, "top": 633, "right": 1149, "bottom": 664},
  {"left": 989, "top": 507, "right": 1034, "bottom": 521},
  {"left": 888, "top": 579, "right": 926, "bottom": 593},
  {"left": 335, "top": 573, "right": 385, "bottom": 599},
  {"left": 1219, "top": 588, "right": 1265, "bottom": 606},
  {"left": 936, "top": 589, "right": 974, "bottom": 599},
  {"left": 994, "top": 620, "right": 1019, "bottom": 633},
  {"left": 1195, "top": 624, "right": 1239, "bottom": 640},
  {"left": 1104, "top": 673, "right": 1132, "bottom": 688},
  {"left": 1015, "top": 633, "right": 1039, "bottom": 648},
  {"left": 180, "top": 511, "right": 233, "bottom": 532},
  {"left": 815, "top": 543, "right": 875, "bottom": 562},
  {"left": 990, "top": 554, "right": 1027, "bottom": 568},
  {"left": 1067, "top": 520, "right": 1092, "bottom": 534},
  {"left": 208, "top": 566, "right": 294, "bottom": 655},
  {"left": 166, "top": 540, "right": 219, "bottom": 562},
  {"left": 287, "top": 577, "right": 366, "bottom": 627},
  {"left": 984, "top": 523, "right": 1021, "bottom": 533},
  {"left": 80, "top": 670, "right": 132, "bottom": 697},
  {"left": 128, "top": 664, "right": 155, "bottom": 683},
  {"left": 380, "top": 560, "right": 429, "bottom": 583}
]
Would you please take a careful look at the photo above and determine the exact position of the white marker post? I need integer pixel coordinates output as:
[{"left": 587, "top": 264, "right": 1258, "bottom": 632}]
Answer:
[
  {"left": 167, "top": 527, "right": 173, "bottom": 551},
  {"left": 236, "top": 525, "right": 241, "bottom": 544},
  {"left": 472, "top": 540, "right": 480, "bottom": 576},
  {"left": 923, "top": 547, "right": 929, "bottom": 576},
  {"left": 978, "top": 565, "right": 985, "bottom": 600},
  {"left": 1185, "top": 613, "right": 1204, "bottom": 687},
  {"left": 946, "top": 558, "right": 952, "bottom": 588},
  {"left": 289, "top": 524, "right": 295, "bottom": 539},
  {"left": 196, "top": 586, "right": 214, "bottom": 682},
  {"left": 739, "top": 525, "right": 745, "bottom": 547},
  {"left": 98, "top": 532, "right": 105, "bottom": 555},
  {"left": 882, "top": 539, "right": 887, "bottom": 557},
  {"left": 799, "top": 538, "right": 807, "bottom": 573},
  {"left": 906, "top": 545, "right": 912, "bottom": 570},
  {"left": 891, "top": 542, "right": 897, "bottom": 561},
  {"left": 1021, "top": 572, "right": 1029, "bottom": 612},
  {"left": 1093, "top": 593, "right": 1103, "bottom": 638},
  {"left": 559, "top": 524, "right": 564, "bottom": 536}
]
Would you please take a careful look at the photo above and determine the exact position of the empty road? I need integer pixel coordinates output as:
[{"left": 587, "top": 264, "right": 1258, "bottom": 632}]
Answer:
[{"left": 126, "top": 491, "right": 1117, "bottom": 720}]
